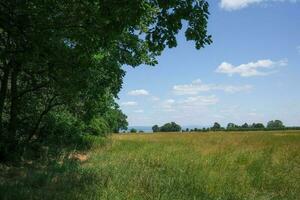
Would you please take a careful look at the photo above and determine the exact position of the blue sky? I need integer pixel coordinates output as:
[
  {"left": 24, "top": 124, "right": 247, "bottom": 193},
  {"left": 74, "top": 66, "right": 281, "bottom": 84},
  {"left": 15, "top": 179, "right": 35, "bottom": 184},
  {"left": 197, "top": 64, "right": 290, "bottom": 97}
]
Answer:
[{"left": 117, "top": 0, "right": 300, "bottom": 127}]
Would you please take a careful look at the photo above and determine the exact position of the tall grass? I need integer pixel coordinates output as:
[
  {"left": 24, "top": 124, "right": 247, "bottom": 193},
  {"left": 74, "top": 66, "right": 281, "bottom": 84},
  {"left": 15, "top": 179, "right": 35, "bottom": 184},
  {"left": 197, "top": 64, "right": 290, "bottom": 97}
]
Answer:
[{"left": 1, "top": 131, "right": 299, "bottom": 199}]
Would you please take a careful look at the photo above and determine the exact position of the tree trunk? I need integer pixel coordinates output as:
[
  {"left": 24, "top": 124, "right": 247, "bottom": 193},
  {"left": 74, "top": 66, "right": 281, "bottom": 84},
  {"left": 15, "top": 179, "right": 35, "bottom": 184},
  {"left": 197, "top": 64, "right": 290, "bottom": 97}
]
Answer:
[
  {"left": 0, "top": 66, "right": 10, "bottom": 131},
  {"left": 27, "top": 96, "right": 59, "bottom": 143}
]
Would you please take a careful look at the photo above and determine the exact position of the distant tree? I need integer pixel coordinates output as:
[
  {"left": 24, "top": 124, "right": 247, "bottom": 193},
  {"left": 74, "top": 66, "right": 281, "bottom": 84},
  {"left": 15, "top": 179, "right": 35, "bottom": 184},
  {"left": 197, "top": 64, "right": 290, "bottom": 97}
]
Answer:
[
  {"left": 138, "top": 130, "right": 144, "bottom": 133},
  {"left": 130, "top": 128, "right": 137, "bottom": 133},
  {"left": 267, "top": 120, "right": 284, "bottom": 129},
  {"left": 160, "top": 122, "right": 181, "bottom": 132},
  {"left": 251, "top": 123, "right": 265, "bottom": 129},
  {"left": 241, "top": 123, "right": 249, "bottom": 128},
  {"left": 227, "top": 123, "right": 238, "bottom": 129},
  {"left": 186, "top": 128, "right": 189, "bottom": 132},
  {"left": 211, "top": 122, "right": 221, "bottom": 130},
  {"left": 152, "top": 125, "right": 160, "bottom": 132}
]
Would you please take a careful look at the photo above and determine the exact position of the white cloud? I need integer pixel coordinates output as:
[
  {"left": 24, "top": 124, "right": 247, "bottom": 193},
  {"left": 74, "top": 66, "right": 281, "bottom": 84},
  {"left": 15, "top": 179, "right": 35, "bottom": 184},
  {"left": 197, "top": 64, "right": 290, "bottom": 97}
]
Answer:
[
  {"left": 173, "top": 79, "right": 253, "bottom": 95},
  {"left": 165, "top": 99, "right": 175, "bottom": 104},
  {"left": 134, "top": 109, "right": 144, "bottom": 113},
  {"left": 161, "top": 99, "right": 176, "bottom": 112},
  {"left": 151, "top": 96, "right": 160, "bottom": 101},
  {"left": 218, "top": 85, "right": 253, "bottom": 93},
  {"left": 159, "top": 96, "right": 218, "bottom": 112},
  {"left": 213, "top": 114, "right": 225, "bottom": 119},
  {"left": 121, "top": 101, "right": 137, "bottom": 106},
  {"left": 220, "top": 0, "right": 298, "bottom": 10},
  {"left": 220, "top": 0, "right": 262, "bottom": 10},
  {"left": 180, "top": 95, "right": 219, "bottom": 107},
  {"left": 215, "top": 59, "right": 287, "bottom": 77},
  {"left": 128, "top": 89, "right": 149, "bottom": 96},
  {"left": 248, "top": 112, "right": 258, "bottom": 116}
]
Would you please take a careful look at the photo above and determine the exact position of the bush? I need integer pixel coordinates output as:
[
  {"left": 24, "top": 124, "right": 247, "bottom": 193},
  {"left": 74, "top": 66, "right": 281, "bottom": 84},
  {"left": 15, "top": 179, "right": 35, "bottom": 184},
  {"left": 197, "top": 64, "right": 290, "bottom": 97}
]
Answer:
[
  {"left": 130, "top": 128, "right": 137, "bottom": 133},
  {"left": 22, "top": 111, "right": 87, "bottom": 162}
]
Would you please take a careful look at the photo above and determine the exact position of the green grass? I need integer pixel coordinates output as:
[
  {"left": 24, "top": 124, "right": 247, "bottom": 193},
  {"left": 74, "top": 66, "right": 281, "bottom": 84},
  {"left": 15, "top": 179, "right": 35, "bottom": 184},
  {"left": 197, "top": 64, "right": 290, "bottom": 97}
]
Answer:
[{"left": 1, "top": 131, "right": 300, "bottom": 200}]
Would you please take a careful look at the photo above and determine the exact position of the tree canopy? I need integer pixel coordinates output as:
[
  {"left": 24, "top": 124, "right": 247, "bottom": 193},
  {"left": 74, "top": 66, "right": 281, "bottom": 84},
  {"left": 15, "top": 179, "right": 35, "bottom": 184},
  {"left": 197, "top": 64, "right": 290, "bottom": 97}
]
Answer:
[
  {"left": 211, "top": 122, "right": 222, "bottom": 130},
  {"left": 152, "top": 122, "right": 182, "bottom": 132},
  {"left": 267, "top": 120, "right": 284, "bottom": 129},
  {"left": 0, "top": 0, "right": 211, "bottom": 161},
  {"left": 152, "top": 125, "right": 160, "bottom": 132}
]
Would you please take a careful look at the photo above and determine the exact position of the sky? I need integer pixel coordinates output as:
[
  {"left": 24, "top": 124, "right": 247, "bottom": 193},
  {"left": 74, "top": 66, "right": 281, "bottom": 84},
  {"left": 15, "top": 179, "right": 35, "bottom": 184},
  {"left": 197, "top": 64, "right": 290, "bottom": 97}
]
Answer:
[{"left": 117, "top": 0, "right": 300, "bottom": 127}]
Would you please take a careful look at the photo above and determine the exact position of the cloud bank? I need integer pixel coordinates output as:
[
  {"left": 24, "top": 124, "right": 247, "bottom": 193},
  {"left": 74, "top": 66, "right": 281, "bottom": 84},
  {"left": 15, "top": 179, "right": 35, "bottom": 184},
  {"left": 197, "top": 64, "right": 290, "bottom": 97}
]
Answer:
[
  {"left": 220, "top": 0, "right": 298, "bottom": 10},
  {"left": 121, "top": 101, "right": 137, "bottom": 106},
  {"left": 128, "top": 89, "right": 149, "bottom": 96},
  {"left": 215, "top": 59, "right": 287, "bottom": 77},
  {"left": 173, "top": 79, "right": 253, "bottom": 95}
]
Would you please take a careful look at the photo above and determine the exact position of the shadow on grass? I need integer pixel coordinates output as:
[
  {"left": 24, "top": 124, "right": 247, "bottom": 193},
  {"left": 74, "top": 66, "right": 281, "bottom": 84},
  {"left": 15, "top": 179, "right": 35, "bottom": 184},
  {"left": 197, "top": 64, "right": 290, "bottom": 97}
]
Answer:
[
  {"left": 0, "top": 136, "right": 110, "bottom": 200},
  {"left": 0, "top": 158, "right": 108, "bottom": 200}
]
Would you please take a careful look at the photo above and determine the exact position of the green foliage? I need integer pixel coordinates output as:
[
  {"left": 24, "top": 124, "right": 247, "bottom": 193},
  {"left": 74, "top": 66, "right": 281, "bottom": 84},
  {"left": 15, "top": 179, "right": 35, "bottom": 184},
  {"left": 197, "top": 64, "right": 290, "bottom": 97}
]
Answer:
[
  {"left": 267, "top": 120, "right": 284, "bottom": 129},
  {"left": 251, "top": 123, "right": 265, "bottom": 129},
  {"left": 227, "top": 123, "right": 238, "bottom": 129},
  {"left": 87, "top": 117, "right": 110, "bottom": 136},
  {"left": 130, "top": 128, "right": 137, "bottom": 133},
  {"left": 0, "top": 0, "right": 211, "bottom": 162},
  {"left": 241, "top": 123, "right": 249, "bottom": 128},
  {"left": 211, "top": 122, "right": 222, "bottom": 131},
  {"left": 152, "top": 125, "right": 160, "bottom": 132},
  {"left": 104, "top": 106, "right": 128, "bottom": 133},
  {"left": 152, "top": 122, "right": 182, "bottom": 132},
  {"left": 159, "top": 122, "right": 181, "bottom": 132}
]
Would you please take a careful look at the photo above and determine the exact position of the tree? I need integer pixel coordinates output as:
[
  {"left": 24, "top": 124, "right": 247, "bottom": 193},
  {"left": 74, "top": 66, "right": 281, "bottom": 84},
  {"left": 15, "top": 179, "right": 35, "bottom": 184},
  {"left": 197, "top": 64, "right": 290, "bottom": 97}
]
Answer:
[
  {"left": 159, "top": 122, "right": 181, "bottom": 132},
  {"left": 267, "top": 120, "right": 284, "bottom": 129},
  {"left": 88, "top": 117, "right": 110, "bottom": 136},
  {"left": 0, "top": 0, "right": 211, "bottom": 161},
  {"left": 241, "top": 123, "right": 249, "bottom": 128},
  {"left": 251, "top": 123, "right": 265, "bottom": 129},
  {"left": 104, "top": 105, "right": 128, "bottom": 133},
  {"left": 227, "top": 123, "right": 238, "bottom": 129},
  {"left": 130, "top": 128, "right": 137, "bottom": 133},
  {"left": 152, "top": 125, "right": 160, "bottom": 132},
  {"left": 211, "top": 122, "right": 221, "bottom": 130}
]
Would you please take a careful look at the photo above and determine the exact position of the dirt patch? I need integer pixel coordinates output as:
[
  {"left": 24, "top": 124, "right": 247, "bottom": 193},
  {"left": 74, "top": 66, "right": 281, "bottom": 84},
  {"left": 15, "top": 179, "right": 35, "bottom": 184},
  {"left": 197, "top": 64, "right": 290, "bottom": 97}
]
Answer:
[{"left": 69, "top": 153, "right": 88, "bottom": 162}]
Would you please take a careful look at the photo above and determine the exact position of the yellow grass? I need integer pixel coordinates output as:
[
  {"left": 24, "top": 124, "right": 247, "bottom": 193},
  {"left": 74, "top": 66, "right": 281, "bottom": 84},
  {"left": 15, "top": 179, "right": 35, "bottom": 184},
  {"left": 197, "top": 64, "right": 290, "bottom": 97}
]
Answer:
[{"left": 1, "top": 130, "right": 300, "bottom": 200}]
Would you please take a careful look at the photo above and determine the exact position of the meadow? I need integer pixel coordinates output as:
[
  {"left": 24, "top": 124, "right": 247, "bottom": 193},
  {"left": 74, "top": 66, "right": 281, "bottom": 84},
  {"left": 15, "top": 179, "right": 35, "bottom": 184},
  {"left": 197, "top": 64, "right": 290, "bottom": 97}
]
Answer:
[{"left": 1, "top": 131, "right": 300, "bottom": 200}]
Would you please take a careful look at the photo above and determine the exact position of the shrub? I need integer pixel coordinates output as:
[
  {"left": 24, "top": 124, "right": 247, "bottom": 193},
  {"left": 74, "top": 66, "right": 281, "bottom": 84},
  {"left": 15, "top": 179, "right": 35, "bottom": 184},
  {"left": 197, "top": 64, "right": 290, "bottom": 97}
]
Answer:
[{"left": 130, "top": 128, "right": 137, "bottom": 133}]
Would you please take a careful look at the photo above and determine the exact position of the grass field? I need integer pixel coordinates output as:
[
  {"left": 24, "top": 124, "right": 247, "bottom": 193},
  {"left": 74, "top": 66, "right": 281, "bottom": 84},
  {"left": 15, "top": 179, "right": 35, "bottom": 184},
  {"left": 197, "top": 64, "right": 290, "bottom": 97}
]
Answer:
[{"left": 1, "top": 131, "right": 300, "bottom": 200}]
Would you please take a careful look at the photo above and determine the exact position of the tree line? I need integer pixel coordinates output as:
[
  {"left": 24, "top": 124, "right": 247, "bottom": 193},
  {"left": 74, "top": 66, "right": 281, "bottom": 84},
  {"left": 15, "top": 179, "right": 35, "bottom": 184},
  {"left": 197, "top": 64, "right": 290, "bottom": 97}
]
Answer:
[
  {"left": 151, "top": 120, "right": 300, "bottom": 133},
  {"left": 0, "top": 1, "right": 211, "bottom": 162}
]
